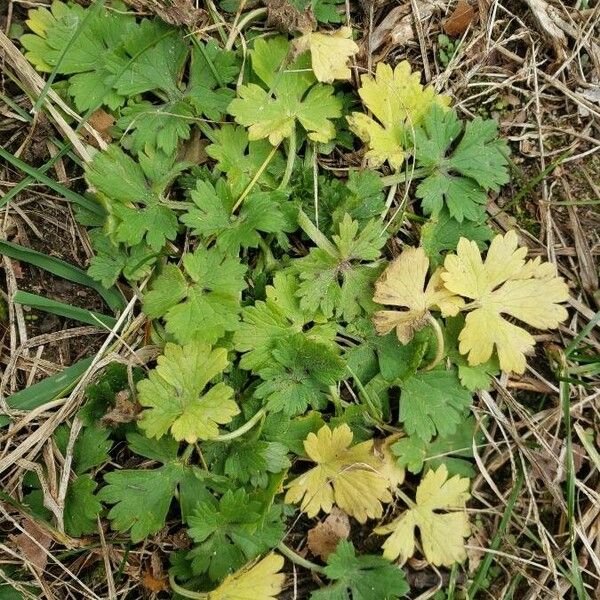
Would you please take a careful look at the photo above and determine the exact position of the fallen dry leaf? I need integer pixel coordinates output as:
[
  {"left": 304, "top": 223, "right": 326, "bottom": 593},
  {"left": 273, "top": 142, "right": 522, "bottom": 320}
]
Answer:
[
  {"left": 307, "top": 507, "right": 351, "bottom": 560},
  {"left": 122, "top": 0, "right": 206, "bottom": 27},
  {"left": 141, "top": 552, "right": 169, "bottom": 593},
  {"left": 82, "top": 109, "right": 115, "bottom": 147},
  {"left": 101, "top": 390, "right": 141, "bottom": 426},
  {"left": 443, "top": 0, "right": 475, "bottom": 37},
  {"left": 10, "top": 519, "right": 52, "bottom": 572}
]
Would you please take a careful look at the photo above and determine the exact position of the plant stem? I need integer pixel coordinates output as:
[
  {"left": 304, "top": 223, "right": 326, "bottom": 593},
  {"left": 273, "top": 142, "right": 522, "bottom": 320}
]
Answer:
[
  {"left": 276, "top": 542, "right": 325, "bottom": 573},
  {"left": 424, "top": 314, "right": 445, "bottom": 371},
  {"left": 169, "top": 574, "right": 208, "bottom": 599},
  {"left": 278, "top": 127, "right": 297, "bottom": 191},
  {"left": 232, "top": 143, "right": 280, "bottom": 213},
  {"left": 215, "top": 407, "right": 267, "bottom": 442}
]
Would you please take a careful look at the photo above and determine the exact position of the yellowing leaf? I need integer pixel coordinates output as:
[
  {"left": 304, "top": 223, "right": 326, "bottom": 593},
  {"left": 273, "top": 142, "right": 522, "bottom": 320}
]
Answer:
[
  {"left": 137, "top": 342, "right": 240, "bottom": 443},
  {"left": 285, "top": 424, "right": 392, "bottom": 523},
  {"left": 375, "top": 435, "right": 405, "bottom": 488},
  {"left": 347, "top": 62, "right": 450, "bottom": 169},
  {"left": 208, "top": 554, "right": 285, "bottom": 600},
  {"left": 375, "top": 464, "right": 470, "bottom": 566},
  {"left": 372, "top": 247, "right": 463, "bottom": 343},
  {"left": 441, "top": 231, "right": 569, "bottom": 373},
  {"left": 295, "top": 27, "right": 359, "bottom": 83}
]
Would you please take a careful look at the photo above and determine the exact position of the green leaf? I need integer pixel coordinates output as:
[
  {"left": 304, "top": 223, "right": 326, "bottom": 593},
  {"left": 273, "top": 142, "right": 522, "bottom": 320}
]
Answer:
[
  {"left": 399, "top": 369, "right": 472, "bottom": 442},
  {"left": 392, "top": 416, "right": 479, "bottom": 477},
  {"left": 373, "top": 331, "right": 429, "bottom": 382},
  {"left": 262, "top": 411, "right": 325, "bottom": 456},
  {"left": 311, "top": 540, "right": 409, "bottom": 599},
  {"left": 21, "top": 1, "right": 135, "bottom": 110},
  {"left": 420, "top": 208, "right": 493, "bottom": 268},
  {"left": 234, "top": 272, "right": 337, "bottom": 371},
  {"left": 181, "top": 179, "right": 289, "bottom": 253},
  {"left": 224, "top": 440, "right": 290, "bottom": 487},
  {"left": 414, "top": 106, "right": 510, "bottom": 222},
  {"left": 188, "top": 41, "right": 238, "bottom": 120},
  {"left": 126, "top": 431, "right": 180, "bottom": 464},
  {"left": 85, "top": 145, "right": 180, "bottom": 252},
  {"left": 117, "top": 100, "right": 194, "bottom": 155},
  {"left": 99, "top": 462, "right": 183, "bottom": 543},
  {"left": 228, "top": 37, "right": 341, "bottom": 145},
  {"left": 107, "top": 20, "right": 188, "bottom": 98},
  {"left": 206, "top": 125, "right": 284, "bottom": 196},
  {"left": 137, "top": 341, "right": 239, "bottom": 443},
  {"left": 64, "top": 475, "right": 102, "bottom": 537},
  {"left": 187, "top": 489, "right": 284, "bottom": 580},
  {"left": 73, "top": 425, "right": 112, "bottom": 474},
  {"left": 87, "top": 230, "right": 157, "bottom": 288},
  {"left": 255, "top": 334, "right": 345, "bottom": 416},
  {"left": 294, "top": 214, "right": 386, "bottom": 321},
  {"left": 143, "top": 248, "right": 246, "bottom": 344}
]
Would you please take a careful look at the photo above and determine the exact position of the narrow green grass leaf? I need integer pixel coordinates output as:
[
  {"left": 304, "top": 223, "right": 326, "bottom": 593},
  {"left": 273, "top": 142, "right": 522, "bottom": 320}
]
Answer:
[
  {"left": 468, "top": 470, "right": 523, "bottom": 598},
  {"left": 0, "top": 140, "right": 74, "bottom": 209},
  {"left": 5, "top": 356, "right": 93, "bottom": 411},
  {"left": 0, "top": 146, "right": 104, "bottom": 216},
  {"left": 0, "top": 239, "right": 124, "bottom": 312},
  {"left": 13, "top": 290, "right": 117, "bottom": 329}
]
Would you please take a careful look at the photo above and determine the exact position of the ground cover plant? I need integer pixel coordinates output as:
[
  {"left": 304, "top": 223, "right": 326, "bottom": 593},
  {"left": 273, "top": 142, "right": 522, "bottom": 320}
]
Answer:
[{"left": 1, "top": 0, "right": 599, "bottom": 598}]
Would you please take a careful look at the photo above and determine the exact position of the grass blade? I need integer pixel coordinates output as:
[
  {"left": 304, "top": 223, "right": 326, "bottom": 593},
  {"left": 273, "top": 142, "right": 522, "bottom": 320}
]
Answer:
[
  {"left": 14, "top": 290, "right": 117, "bottom": 329},
  {"left": 4, "top": 356, "right": 94, "bottom": 412},
  {"left": 0, "top": 146, "right": 104, "bottom": 217},
  {"left": 0, "top": 239, "right": 124, "bottom": 312}
]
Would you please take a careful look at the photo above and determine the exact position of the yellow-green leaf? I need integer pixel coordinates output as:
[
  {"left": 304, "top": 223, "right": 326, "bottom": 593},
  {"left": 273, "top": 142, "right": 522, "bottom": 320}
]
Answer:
[
  {"left": 441, "top": 231, "right": 569, "bottom": 373},
  {"left": 285, "top": 424, "right": 392, "bottom": 523},
  {"left": 375, "top": 464, "right": 470, "bottom": 566},
  {"left": 373, "top": 246, "right": 463, "bottom": 343},
  {"left": 295, "top": 27, "right": 359, "bottom": 83},
  {"left": 347, "top": 62, "right": 450, "bottom": 169},
  {"left": 209, "top": 554, "right": 285, "bottom": 600}
]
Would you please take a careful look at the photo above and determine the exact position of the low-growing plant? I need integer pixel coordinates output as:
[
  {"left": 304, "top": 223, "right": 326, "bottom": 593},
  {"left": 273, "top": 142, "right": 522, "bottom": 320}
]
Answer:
[{"left": 12, "top": 1, "right": 571, "bottom": 598}]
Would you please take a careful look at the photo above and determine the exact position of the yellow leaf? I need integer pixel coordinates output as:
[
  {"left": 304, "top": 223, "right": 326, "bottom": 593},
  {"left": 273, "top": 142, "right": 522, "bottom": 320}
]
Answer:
[
  {"left": 375, "top": 434, "right": 405, "bottom": 488},
  {"left": 375, "top": 465, "right": 471, "bottom": 566},
  {"left": 372, "top": 247, "right": 463, "bottom": 343},
  {"left": 284, "top": 424, "right": 392, "bottom": 523},
  {"left": 209, "top": 554, "right": 285, "bottom": 600},
  {"left": 346, "top": 62, "right": 450, "bottom": 169},
  {"left": 295, "top": 27, "right": 359, "bottom": 83},
  {"left": 441, "top": 231, "right": 569, "bottom": 373}
]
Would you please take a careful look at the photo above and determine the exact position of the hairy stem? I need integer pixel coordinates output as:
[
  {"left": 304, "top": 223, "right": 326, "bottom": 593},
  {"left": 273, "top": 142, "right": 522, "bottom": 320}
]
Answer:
[
  {"left": 424, "top": 313, "right": 445, "bottom": 371},
  {"left": 278, "top": 127, "right": 297, "bottom": 191},
  {"left": 169, "top": 574, "right": 208, "bottom": 599},
  {"left": 215, "top": 407, "right": 267, "bottom": 442},
  {"left": 276, "top": 542, "right": 325, "bottom": 573}
]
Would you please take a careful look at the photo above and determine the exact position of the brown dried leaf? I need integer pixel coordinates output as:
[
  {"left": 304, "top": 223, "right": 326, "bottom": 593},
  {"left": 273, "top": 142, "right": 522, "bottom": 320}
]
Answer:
[
  {"left": 141, "top": 552, "right": 169, "bottom": 593},
  {"left": 122, "top": 0, "right": 207, "bottom": 27},
  {"left": 82, "top": 110, "right": 115, "bottom": 147},
  {"left": 101, "top": 390, "right": 141, "bottom": 426},
  {"left": 307, "top": 507, "right": 351, "bottom": 560},
  {"left": 443, "top": 0, "right": 475, "bottom": 37},
  {"left": 266, "top": 0, "right": 316, "bottom": 35},
  {"left": 10, "top": 520, "right": 52, "bottom": 572}
]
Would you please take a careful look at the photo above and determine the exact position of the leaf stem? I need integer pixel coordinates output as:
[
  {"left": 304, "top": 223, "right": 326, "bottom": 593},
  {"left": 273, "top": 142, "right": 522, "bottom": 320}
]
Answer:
[
  {"left": 423, "top": 314, "right": 444, "bottom": 371},
  {"left": 278, "top": 127, "right": 297, "bottom": 191},
  {"left": 215, "top": 407, "right": 267, "bottom": 442},
  {"left": 231, "top": 143, "right": 280, "bottom": 213},
  {"left": 168, "top": 574, "right": 208, "bottom": 599},
  {"left": 276, "top": 542, "right": 325, "bottom": 573},
  {"left": 296, "top": 208, "right": 338, "bottom": 258}
]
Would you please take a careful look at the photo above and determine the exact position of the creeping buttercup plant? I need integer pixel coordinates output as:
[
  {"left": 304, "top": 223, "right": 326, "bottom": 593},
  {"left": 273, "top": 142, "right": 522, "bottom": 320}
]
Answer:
[{"left": 17, "top": 2, "right": 569, "bottom": 598}]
